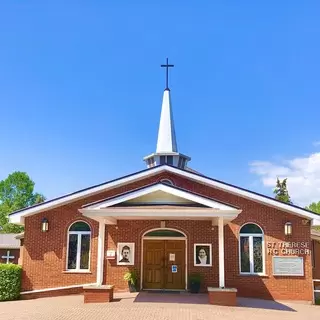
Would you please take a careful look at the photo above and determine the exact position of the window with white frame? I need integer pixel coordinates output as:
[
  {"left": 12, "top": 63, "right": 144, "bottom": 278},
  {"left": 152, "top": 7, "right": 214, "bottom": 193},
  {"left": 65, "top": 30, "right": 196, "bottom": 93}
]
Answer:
[
  {"left": 67, "top": 221, "right": 91, "bottom": 271},
  {"left": 239, "top": 223, "right": 264, "bottom": 274}
]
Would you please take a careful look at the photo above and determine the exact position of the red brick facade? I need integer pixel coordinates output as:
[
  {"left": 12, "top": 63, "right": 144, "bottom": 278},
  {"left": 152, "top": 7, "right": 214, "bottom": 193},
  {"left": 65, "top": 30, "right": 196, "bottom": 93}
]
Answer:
[
  {"left": 21, "top": 287, "right": 84, "bottom": 300},
  {"left": 21, "top": 171, "right": 314, "bottom": 301},
  {"left": 208, "top": 289, "right": 237, "bottom": 306},
  {"left": 83, "top": 286, "right": 114, "bottom": 303}
]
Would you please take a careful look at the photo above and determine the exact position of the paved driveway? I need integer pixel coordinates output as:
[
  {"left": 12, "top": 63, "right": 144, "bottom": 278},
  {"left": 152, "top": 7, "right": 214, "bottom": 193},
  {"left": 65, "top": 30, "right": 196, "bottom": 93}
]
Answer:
[{"left": 0, "top": 292, "right": 319, "bottom": 320}]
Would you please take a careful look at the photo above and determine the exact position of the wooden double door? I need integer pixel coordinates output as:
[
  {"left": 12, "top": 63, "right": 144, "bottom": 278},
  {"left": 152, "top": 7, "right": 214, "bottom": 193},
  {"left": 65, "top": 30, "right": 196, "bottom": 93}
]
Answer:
[{"left": 143, "top": 240, "right": 185, "bottom": 290}]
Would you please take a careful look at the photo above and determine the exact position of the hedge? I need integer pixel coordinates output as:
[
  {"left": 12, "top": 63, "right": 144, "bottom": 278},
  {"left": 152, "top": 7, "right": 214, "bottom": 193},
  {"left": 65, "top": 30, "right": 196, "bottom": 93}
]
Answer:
[{"left": 0, "top": 263, "right": 22, "bottom": 301}]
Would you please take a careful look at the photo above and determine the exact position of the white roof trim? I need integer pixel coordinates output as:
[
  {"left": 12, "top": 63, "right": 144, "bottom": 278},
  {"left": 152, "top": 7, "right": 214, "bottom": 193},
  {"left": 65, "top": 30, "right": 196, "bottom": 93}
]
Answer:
[
  {"left": 83, "top": 183, "right": 239, "bottom": 211},
  {"left": 9, "top": 166, "right": 167, "bottom": 224},
  {"left": 80, "top": 208, "right": 238, "bottom": 220},
  {"left": 8, "top": 165, "right": 320, "bottom": 225},
  {"left": 0, "top": 245, "right": 20, "bottom": 249}
]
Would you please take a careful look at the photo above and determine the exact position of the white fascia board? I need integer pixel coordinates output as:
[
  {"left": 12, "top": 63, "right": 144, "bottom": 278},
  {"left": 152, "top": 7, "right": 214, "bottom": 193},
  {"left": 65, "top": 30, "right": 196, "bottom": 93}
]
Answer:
[
  {"left": 80, "top": 209, "right": 239, "bottom": 219},
  {"left": 10, "top": 215, "right": 24, "bottom": 224},
  {"left": 163, "top": 166, "right": 320, "bottom": 222},
  {"left": 9, "top": 166, "right": 168, "bottom": 224},
  {"left": 9, "top": 164, "right": 320, "bottom": 224},
  {"left": 312, "top": 219, "right": 320, "bottom": 227},
  {"left": 0, "top": 245, "right": 20, "bottom": 249},
  {"left": 84, "top": 183, "right": 238, "bottom": 211}
]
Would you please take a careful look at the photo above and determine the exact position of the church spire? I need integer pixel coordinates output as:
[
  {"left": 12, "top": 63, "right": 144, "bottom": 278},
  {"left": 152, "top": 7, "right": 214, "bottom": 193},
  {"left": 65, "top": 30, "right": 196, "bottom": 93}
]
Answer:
[
  {"left": 143, "top": 59, "right": 191, "bottom": 169},
  {"left": 156, "top": 79, "right": 178, "bottom": 153},
  {"left": 157, "top": 58, "right": 178, "bottom": 153}
]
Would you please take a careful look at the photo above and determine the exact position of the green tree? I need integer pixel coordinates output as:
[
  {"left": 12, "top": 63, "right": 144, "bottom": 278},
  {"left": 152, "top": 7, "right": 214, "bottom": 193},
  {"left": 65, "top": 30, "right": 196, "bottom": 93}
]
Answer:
[
  {"left": 305, "top": 202, "right": 320, "bottom": 231},
  {"left": 273, "top": 178, "right": 292, "bottom": 204},
  {"left": 305, "top": 201, "right": 320, "bottom": 214},
  {"left": 0, "top": 171, "right": 46, "bottom": 233}
]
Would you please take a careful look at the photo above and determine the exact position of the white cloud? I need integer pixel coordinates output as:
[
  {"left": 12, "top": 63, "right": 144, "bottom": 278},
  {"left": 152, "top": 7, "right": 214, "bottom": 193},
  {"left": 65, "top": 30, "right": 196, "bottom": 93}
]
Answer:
[{"left": 249, "top": 153, "right": 320, "bottom": 207}]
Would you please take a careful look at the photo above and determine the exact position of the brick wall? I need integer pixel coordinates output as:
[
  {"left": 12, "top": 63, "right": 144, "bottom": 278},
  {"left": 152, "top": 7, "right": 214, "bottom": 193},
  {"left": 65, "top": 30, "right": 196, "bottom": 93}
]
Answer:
[
  {"left": 21, "top": 171, "right": 313, "bottom": 301},
  {"left": 104, "top": 220, "right": 219, "bottom": 292}
]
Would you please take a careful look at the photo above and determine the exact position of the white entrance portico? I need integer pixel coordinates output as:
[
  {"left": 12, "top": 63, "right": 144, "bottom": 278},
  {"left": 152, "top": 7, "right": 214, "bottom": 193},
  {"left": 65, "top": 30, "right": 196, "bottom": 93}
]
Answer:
[{"left": 79, "top": 182, "right": 242, "bottom": 290}]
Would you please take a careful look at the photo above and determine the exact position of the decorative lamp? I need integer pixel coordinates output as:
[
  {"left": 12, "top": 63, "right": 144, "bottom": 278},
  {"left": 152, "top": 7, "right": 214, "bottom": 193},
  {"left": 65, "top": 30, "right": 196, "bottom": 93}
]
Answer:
[
  {"left": 41, "top": 218, "right": 49, "bottom": 232},
  {"left": 284, "top": 222, "right": 292, "bottom": 236}
]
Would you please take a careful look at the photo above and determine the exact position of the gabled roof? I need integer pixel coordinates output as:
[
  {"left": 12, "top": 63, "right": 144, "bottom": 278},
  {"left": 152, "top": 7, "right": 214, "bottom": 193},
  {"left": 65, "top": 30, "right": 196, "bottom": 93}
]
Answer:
[
  {"left": 8, "top": 164, "right": 320, "bottom": 225},
  {"left": 82, "top": 182, "right": 240, "bottom": 211}
]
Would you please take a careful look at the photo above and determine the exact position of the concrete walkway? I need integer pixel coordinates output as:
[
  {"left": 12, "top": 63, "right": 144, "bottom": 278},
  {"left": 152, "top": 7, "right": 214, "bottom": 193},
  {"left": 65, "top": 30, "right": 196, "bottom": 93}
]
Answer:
[{"left": 0, "top": 292, "right": 319, "bottom": 320}]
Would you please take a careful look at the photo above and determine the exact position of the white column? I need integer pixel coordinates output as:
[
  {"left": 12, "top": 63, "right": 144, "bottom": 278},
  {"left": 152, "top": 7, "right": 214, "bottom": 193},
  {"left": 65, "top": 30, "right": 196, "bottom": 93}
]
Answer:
[
  {"left": 96, "top": 220, "right": 106, "bottom": 286},
  {"left": 218, "top": 217, "right": 225, "bottom": 288}
]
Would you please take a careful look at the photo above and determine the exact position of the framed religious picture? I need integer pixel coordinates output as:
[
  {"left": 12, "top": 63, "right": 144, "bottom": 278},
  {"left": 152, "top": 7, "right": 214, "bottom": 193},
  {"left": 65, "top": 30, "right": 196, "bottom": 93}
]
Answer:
[
  {"left": 117, "top": 243, "right": 135, "bottom": 265},
  {"left": 194, "top": 244, "right": 212, "bottom": 267}
]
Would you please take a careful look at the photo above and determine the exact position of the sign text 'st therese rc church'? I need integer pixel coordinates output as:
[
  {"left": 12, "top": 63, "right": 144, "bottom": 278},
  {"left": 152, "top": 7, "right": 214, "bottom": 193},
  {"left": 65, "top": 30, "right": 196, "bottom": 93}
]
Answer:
[{"left": 9, "top": 60, "right": 320, "bottom": 304}]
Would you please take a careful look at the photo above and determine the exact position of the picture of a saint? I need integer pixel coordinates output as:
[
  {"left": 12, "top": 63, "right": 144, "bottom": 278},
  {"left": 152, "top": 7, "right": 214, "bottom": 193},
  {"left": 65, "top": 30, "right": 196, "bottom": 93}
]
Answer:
[
  {"left": 194, "top": 244, "right": 212, "bottom": 267},
  {"left": 117, "top": 243, "right": 135, "bottom": 265},
  {"left": 119, "top": 245, "right": 131, "bottom": 263}
]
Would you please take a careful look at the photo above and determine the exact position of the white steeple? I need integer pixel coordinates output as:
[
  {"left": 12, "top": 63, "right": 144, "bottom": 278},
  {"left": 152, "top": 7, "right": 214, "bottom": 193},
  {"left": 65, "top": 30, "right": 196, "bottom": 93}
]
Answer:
[
  {"left": 143, "top": 58, "right": 191, "bottom": 169},
  {"left": 156, "top": 89, "right": 178, "bottom": 153}
]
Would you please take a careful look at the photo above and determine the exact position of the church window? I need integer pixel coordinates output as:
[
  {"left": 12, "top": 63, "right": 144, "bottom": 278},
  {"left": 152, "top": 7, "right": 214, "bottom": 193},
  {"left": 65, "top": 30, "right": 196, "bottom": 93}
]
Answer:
[
  {"left": 145, "top": 229, "right": 185, "bottom": 237},
  {"left": 167, "top": 156, "right": 173, "bottom": 165},
  {"left": 67, "top": 221, "right": 91, "bottom": 271},
  {"left": 160, "top": 178, "right": 174, "bottom": 186},
  {"left": 178, "top": 157, "right": 186, "bottom": 168},
  {"left": 148, "top": 157, "right": 155, "bottom": 167},
  {"left": 239, "top": 223, "right": 264, "bottom": 275},
  {"left": 160, "top": 156, "right": 166, "bottom": 165}
]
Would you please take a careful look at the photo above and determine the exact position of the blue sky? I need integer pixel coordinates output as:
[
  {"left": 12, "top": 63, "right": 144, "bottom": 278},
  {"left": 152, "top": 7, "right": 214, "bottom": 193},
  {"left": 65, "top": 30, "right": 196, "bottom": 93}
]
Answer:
[{"left": 1, "top": 1, "right": 320, "bottom": 205}]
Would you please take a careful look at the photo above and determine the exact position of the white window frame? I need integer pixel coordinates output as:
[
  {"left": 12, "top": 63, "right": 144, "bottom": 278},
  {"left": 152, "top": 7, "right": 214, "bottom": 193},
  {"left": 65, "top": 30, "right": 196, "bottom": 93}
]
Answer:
[
  {"left": 66, "top": 222, "right": 91, "bottom": 272},
  {"left": 239, "top": 223, "right": 265, "bottom": 275}
]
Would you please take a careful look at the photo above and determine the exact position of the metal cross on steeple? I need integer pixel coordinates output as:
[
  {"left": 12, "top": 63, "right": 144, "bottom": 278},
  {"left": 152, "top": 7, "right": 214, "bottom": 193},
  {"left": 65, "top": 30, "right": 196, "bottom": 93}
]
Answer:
[{"left": 161, "top": 58, "right": 174, "bottom": 90}]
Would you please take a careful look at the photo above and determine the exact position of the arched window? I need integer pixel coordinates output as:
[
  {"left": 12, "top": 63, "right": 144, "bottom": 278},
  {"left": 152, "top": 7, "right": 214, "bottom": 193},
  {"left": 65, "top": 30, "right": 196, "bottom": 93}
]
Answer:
[
  {"left": 67, "top": 221, "right": 91, "bottom": 271},
  {"left": 160, "top": 179, "right": 174, "bottom": 186},
  {"left": 144, "top": 229, "right": 185, "bottom": 237},
  {"left": 239, "top": 223, "right": 265, "bottom": 275}
]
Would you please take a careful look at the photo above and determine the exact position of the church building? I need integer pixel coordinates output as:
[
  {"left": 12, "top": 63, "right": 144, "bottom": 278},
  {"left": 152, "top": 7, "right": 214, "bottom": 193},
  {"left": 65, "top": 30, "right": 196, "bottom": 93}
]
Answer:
[{"left": 9, "top": 61, "right": 320, "bottom": 304}]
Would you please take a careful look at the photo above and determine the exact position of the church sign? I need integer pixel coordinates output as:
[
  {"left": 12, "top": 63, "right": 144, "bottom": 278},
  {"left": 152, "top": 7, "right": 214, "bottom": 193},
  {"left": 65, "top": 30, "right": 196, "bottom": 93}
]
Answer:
[
  {"left": 267, "top": 241, "right": 310, "bottom": 255},
  {"left": 273, "top": 256, "right": 304, "bottom": 276}
]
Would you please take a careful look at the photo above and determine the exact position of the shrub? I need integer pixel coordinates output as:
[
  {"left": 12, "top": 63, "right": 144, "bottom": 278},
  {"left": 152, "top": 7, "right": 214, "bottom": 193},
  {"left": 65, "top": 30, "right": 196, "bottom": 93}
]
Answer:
[
  {"left": 315, "top": 297, "right": 320, "bottom": 305},
  {"left": 123, "top": 269, "right": 138, "bottom": 285},
  {"left": 0, "top": 264, "right": 22, "bottom": 301}
]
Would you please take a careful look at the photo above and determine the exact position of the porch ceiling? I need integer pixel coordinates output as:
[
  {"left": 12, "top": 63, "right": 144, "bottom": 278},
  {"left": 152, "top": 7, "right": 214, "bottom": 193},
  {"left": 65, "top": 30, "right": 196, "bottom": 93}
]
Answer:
[
  {"left": 79, "top": 208, "right": 238, "bottom": 225},
  {"left": 79, "top": 183, "right": 242, "bottom": 225}
]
